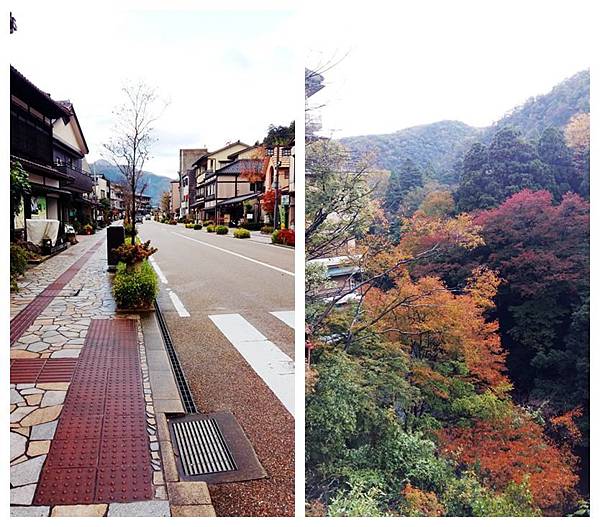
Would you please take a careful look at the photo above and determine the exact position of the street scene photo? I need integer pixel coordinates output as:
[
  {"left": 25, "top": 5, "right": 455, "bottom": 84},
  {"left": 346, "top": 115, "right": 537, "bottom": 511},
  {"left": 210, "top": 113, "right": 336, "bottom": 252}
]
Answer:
[{"left": 9, "top": 4, "right": 295, "bottom": 518}]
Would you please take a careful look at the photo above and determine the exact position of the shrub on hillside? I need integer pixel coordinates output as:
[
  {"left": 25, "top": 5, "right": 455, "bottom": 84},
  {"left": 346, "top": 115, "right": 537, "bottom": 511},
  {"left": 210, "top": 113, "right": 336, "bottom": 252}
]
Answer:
[
  {"left": 234, "top": 228, "right": 251, "bottom": 239},
  {"left": 216, "top": 225, "right": 229, "bottom": 235},
  {"left": 112, "top": 260, "right": 158, "bottom": 309}
]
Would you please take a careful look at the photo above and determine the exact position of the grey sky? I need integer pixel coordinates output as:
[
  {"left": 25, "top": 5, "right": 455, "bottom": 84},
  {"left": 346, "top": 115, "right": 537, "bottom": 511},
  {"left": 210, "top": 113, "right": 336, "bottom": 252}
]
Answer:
[
  {"left": 10, "top": 3, "right": 296, "bottom": 179},
  {"left": 306, "top": 0, "right": 592, "bottom": 138}
]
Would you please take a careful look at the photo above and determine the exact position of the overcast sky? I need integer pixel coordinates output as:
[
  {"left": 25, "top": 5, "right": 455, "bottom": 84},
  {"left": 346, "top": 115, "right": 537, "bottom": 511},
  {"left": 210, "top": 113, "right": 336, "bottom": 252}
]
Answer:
[
  {"left": 10, "top": 2, "right": 295, "bottom": 179},
  {"left": 305, "top": 0, "right": 592, "bottom": 138}
]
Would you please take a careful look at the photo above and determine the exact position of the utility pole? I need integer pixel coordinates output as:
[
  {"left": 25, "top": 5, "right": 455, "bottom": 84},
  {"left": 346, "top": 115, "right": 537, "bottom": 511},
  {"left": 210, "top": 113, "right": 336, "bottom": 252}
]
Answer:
[{"left": 272, "top": 146, "right": 281, "bottom": 229}]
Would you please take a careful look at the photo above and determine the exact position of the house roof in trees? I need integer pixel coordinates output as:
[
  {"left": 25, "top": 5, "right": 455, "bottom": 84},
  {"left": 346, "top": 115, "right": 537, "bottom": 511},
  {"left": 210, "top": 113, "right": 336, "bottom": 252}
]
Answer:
[{"left": 10, "top": 65, "right": 70, "bottom": 119}]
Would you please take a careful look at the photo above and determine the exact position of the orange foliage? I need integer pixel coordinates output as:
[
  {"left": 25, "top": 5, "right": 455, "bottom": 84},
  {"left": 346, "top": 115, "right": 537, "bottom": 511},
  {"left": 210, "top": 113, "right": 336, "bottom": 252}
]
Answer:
[
  {"left": 549, "top": 407, "right": 583, "bottom": 446},
  {"left": 364, "top": 272, "right": 508, "bottom": 390},
  {"left": 438, "top": 415, "right": 579, "bottom": 514},
  {"left": 402, "top": 484, "right": 445, "bottom": 516}
]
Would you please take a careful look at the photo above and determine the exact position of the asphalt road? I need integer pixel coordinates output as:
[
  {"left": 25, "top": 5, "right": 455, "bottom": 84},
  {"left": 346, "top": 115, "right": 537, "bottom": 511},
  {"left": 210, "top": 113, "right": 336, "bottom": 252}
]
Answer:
[{"left": 138, "top": 220, "right": 295, "bottom": 517}]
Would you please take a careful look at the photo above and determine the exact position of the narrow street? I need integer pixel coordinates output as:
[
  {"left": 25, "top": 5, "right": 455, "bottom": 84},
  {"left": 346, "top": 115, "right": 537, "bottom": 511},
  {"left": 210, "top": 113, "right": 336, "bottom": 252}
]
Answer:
[{"left": 138, "top": 220, "right": 295, "bottom": 517}]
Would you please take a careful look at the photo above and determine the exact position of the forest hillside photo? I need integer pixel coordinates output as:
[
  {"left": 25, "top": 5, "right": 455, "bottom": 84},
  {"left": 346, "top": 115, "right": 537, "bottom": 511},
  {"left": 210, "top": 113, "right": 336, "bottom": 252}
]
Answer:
[{"left": 305, "top": 62, "right": 590, "bottom": 517}]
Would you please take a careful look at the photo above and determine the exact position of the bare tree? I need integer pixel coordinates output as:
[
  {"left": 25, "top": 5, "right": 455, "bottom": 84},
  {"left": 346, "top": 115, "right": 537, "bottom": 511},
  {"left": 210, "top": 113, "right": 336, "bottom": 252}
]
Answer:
[{"left": 104, "top": 81, "right": 165, "bottom": 243}]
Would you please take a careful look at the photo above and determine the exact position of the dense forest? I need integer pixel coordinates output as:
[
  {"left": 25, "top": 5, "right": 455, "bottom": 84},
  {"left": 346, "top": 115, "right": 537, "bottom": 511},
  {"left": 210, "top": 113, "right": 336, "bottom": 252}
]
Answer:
[
  {"left": 340, "top": 70, "right": 589, "bottom": 187},
  {"left": 305, "top": 70, "right": 589, "bottom": 517}
]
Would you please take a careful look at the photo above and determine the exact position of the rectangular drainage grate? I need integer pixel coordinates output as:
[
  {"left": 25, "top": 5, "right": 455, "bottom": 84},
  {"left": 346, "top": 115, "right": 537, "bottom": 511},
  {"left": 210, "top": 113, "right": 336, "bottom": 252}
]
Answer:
[{"left": 172, "top": 418, "right": 237, "bottom": 476}]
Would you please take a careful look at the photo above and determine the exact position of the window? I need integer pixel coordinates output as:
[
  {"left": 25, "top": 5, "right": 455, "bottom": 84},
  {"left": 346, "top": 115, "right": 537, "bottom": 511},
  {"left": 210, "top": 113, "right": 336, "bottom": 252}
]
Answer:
[{"left": 250, "top": 181, "right": 264, "bottom": 192}]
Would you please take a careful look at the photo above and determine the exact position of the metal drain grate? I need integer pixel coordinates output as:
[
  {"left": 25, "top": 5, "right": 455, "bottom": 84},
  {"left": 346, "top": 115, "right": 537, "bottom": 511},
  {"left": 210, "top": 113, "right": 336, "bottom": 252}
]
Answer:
[
  {"left": 172, "top": 417, "right": 237, "bottom": 476},
  {"left": 154, "top": 300, "right": 197, "bottom": 413}
]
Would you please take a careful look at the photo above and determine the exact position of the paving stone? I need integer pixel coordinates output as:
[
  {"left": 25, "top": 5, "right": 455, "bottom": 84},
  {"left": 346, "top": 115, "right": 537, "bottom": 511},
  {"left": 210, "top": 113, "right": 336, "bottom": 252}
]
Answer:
[
  {"left": 20, "top": 405, "right": 63, "bottom": 427},
  {"left": 50, "top": 349, "right": 81, "bottom": 358},
  {"left": 41, "top": 390, "right": 66, "bottom": 407},
  {"left": 13, "top": 427, "right": 31, "bottom": 437},
  {"left": 160, "top": 441, "right": 179, "bottom": 482},
  {"left": 27, "top": 341, "right": 50, "bottom": 352},
  {"left": 11, "top": 432, "right": 27, "bottom": 461},
  {"left": 36, "top": 382, "right": 70, "bottom": 390},
  {"left": 10, "top": 485, "right": 38, "bottom": 506},
  {"left": 170, "top": 505, "right": 216, "bottom": 517},
  {"left": 51, "top": 504, "right": 108, "bottom": 516},
  {"left": 28, "top": 440, "right": 51, "bottom": 456},
  {"left": 11, "top": 350, "right": 40, "bottom": 359},
  {"left": 16, "top": 384, "right": 35, "bottom": 389},
  {"left": 19, "top": 334, "right": 40, "bottom": 344},
  {"left": 11, "top": 406, "right": 36, "bottom": 423},
  {"left": 167, "top": 482, "right": 212, "bottom": 505},
  {"left": 30, "top": 420, "right": 58, "bottom": 440},
  {"left": 20, "top": 387, "right": 43, "bottom": 395},
  {"left": 11, "top": 455, "right": 29, "bottom": 466},
  {"left": 25, "top": 394, "right": 43, "bottom": 406},
  {"left": 107, "top": 501, "right": 171, "bottom": 517},
  {"left": 11, "top": 388, "right": 25, "bottom": 404},
  {"left": 10, "top": 455, "right": 46, "bottom": 487},
  {"left": 10, "top": 505, "right": 50, "bottom": 517}
]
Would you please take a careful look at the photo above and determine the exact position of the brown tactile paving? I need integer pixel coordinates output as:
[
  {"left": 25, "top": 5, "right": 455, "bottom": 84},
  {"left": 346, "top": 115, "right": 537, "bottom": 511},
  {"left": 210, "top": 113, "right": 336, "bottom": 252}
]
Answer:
[
  {"left": 10, "top": 239, "right": 104, "bottom": 345},
  {"left": 10, "top": 358, "right": 78, "bottom": 384},
  {"left": 33, "top": 319, "right": 153, "bottom": 506}
]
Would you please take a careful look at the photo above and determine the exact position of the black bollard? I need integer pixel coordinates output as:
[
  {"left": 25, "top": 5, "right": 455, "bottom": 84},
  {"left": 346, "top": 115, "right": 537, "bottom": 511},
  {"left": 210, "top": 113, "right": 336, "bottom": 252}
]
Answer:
[{"left": 107, "top": 225, "right": 125, "bottom": 272}]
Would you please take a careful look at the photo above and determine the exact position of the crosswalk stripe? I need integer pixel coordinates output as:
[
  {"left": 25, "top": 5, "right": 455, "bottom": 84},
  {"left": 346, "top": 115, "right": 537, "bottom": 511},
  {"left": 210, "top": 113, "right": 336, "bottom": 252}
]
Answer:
[
  {"left": 209, "top": 313, "right": 294, "bottom": 416},
  {"left": 270, "top": 311, "right": 295, "bottom": 329}
]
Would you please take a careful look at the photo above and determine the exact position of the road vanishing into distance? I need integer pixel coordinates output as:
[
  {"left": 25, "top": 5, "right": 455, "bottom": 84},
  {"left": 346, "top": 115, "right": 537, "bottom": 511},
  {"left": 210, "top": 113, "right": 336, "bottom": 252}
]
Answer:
[{"left": 138, "top": 220, "right": 295, "bottom": 517}]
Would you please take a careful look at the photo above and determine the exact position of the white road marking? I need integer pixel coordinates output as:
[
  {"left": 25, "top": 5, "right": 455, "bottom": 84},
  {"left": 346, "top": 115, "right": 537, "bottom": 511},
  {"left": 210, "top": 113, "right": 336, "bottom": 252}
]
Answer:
[
  {"left": 209, "top": 313, "right": 295, "bottom": 416},
  {"left": 169, "top": 290, "right": 190, "bottom": 317},
  {"left": 172, "top": 232, "right": 294, "bottom": 277},
  {"left": 270, "top": 311, "right": 295, "bottom": 329},
  {"left": 149, "top": 256, "right": 168, "bottom": 284}
]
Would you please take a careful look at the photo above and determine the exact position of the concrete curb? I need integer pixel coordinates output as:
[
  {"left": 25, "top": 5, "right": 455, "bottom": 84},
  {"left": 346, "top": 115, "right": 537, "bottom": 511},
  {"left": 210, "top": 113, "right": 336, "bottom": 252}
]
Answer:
[{"left": 140, "top": 312, "right": 217, "bottom": 517}]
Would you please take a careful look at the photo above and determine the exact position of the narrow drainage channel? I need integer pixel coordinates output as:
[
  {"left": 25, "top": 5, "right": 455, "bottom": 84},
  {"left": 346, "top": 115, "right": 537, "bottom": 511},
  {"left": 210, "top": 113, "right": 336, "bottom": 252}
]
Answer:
[{"left": 154, "top": 299, "right": 197, "bottom": 413}]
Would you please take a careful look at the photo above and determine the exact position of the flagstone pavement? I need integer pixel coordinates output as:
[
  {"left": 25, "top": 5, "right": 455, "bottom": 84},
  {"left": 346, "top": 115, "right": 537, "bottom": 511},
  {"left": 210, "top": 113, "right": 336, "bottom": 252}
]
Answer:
[{"left": 10, "top": 232, "right": 169, "bottom": 517}]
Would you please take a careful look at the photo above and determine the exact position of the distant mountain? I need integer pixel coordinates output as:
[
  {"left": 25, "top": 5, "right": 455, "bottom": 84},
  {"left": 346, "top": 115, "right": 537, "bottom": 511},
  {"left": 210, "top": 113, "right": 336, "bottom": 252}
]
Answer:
[
  {"left": 340, "top": 70, "right": 589, "bottom": 184},
  {"left": 89, "top": 159, "right": 173, "bottom": 206},
  {"left": 341, "top": 120, "right": 482, "bottom": 184}
]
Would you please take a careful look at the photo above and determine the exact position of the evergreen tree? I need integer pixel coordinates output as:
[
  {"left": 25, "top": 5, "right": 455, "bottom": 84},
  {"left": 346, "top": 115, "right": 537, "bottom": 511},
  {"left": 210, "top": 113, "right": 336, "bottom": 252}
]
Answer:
[
  {"left": 383, "top": 158, "right": 423, "bottom": 214},
  {"left": 456, "top": 128, "right": 557, "bottom": 212},
  {"left": 537, "top": 127, "right": 574, "bottom": 197}
]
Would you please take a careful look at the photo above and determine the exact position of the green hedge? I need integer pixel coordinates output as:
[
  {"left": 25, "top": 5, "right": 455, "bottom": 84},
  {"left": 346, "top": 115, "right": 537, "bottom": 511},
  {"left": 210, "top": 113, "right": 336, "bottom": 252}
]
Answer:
[
  {"left": 206, "top": 224, "right": 215, "bottom": 233},
  {"left": 216, "top": 225, "right": 229, "bottom": 235},
  {"left": 193, "top": 224, "right": 202, "bottom": 230},
  {"left": 112, "top": 260, "right": 158, "bottom": 310},
  {"left": 234, "top": 228, "right": 251, "bottom": 239}
]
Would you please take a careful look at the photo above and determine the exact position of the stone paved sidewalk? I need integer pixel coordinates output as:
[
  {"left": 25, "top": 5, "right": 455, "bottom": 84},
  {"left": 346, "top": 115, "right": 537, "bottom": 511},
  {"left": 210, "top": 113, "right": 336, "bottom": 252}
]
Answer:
[{"left": 9, "top": 232, "right": 172, "bottom": 517}]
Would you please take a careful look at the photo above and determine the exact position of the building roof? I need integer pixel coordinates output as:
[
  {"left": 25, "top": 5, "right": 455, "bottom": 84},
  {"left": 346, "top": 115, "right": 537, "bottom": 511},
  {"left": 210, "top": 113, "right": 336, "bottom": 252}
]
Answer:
[
  {"left": 217, "top": 191, "right": 260, "bottom": 207},
  {"left": 192, "top": 141, "right": 250, "bottom": 167},
  {"left": 214, "top": 158, "right": 264, "bottom": 176},
  {"left": 55, "top": 100, "right": 90, "bottom": 155},
  {"left": 10, "top": 66, "right": 70, "bottom": 119}
]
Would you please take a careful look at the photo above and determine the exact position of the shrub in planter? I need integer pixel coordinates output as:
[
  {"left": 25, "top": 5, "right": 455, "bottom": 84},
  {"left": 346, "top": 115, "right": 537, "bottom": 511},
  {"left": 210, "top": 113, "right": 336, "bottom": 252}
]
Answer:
[
  {"left": 206, "top": 224, "right": 216, "bottom": 233},
  {"left": 112, "top": 240, "right": 158, "bottom": 269},
  {"left": 185, "top": 223, "right": 194, "bottom": 229},
  {"left": 193, "top": 224, "right": 202, "bottom": 230},
  {"left": 272, "top": 228, "right": 295, "bottom": 246},
  {"left": 83, "top": 223, "right": 94, "bottom": 235},
  {"left": 169, "top": 219, "right": 178, "bottom": 225},
  {"left": 216, "top": 225, "right": 229, "bottom": 235},
  {"left": 112, "top": 260, "right": 158, "bottom": 309},
  {"left": 234, "top": 228, "right": 251, "bottom": 239},
  {"left": 203, "top": 220, "right": 214, "bottom": 227},
  {"left": 10, "top": 243, "right": 31, "bottom": 290},
  {"left": 261, "top": 225, "right": 275, "bottom": 235},
  {"left": 123, "top": 221, "right": 137, "bottom": 236}
]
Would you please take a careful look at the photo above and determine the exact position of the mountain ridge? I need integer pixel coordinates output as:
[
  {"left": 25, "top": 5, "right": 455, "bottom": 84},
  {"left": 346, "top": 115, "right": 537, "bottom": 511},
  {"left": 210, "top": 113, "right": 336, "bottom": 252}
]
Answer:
[
  {"left": 340, "top": 70, "right": 589, "bottom": 183},
  {"left": 89, "top": 159, "right": 173, "bottom": 206}
]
